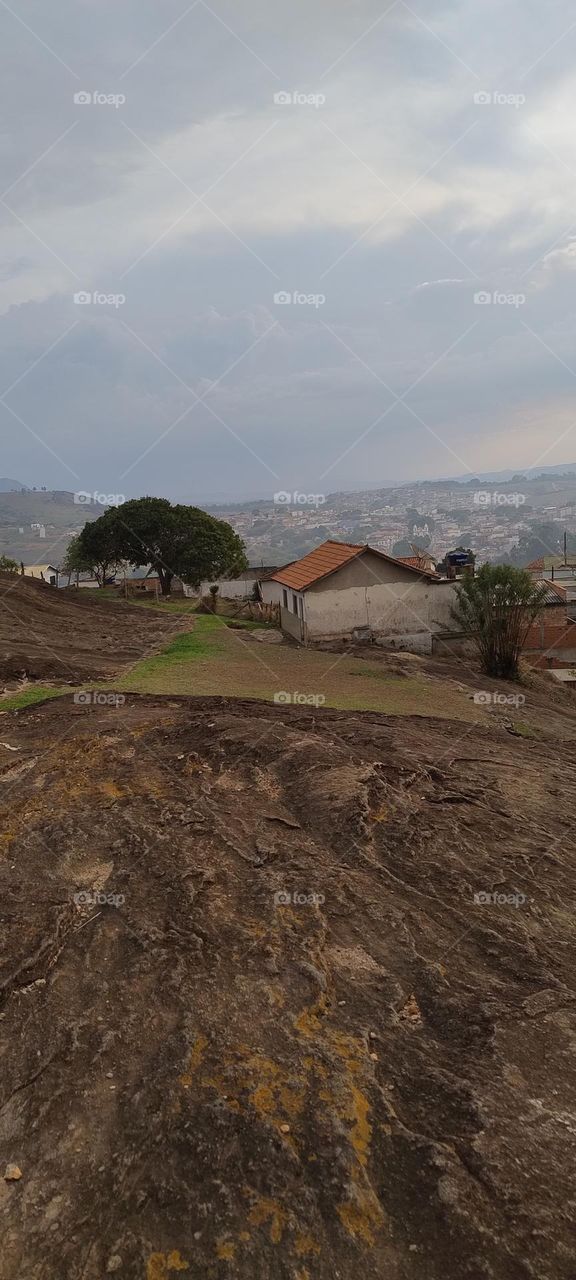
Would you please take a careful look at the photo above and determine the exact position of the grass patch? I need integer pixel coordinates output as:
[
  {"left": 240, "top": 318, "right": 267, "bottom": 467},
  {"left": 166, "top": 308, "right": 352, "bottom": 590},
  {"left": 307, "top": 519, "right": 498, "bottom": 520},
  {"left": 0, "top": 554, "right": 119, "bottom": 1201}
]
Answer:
[
  {"left": 0, "top": 686, "right": 67, "bottom": 711},
  {"left": 118, "top": 616, "right": 226, "bottom": 692},
  {"left": 96, "top": 589, "right": 200, "bottom": 614},
  {"left": 508, "top": 720, "right": 539, "bottom": 739},
  {"left": 224, "top": 618, "right": 272, "bottom": 631},
  {"left": 134, "top": 599, "right": 200, "bottom": 614}
]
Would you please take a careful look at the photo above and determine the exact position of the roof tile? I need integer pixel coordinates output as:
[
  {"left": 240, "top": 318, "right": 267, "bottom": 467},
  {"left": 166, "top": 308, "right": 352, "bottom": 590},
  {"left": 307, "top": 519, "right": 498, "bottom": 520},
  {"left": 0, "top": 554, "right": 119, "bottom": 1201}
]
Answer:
[
  {"left": 269, "top": 539, "right": 438, "bottom": 592},
  {"left": 270, "top": 540, "right": 364, "bottom": 591}
]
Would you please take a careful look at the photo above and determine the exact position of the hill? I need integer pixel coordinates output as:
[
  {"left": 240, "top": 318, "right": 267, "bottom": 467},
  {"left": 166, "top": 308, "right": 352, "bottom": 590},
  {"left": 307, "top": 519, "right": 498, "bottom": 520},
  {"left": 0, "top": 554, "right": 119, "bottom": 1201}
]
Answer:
[
  {"left": 1, "top": 680, "right": 576, "bottom": 1277},
  {"left": 0, "top": 491, "right": 101, "bottom": 565},
  {"left": 0, "top": 571, "right": 178, "bottom": 682}
]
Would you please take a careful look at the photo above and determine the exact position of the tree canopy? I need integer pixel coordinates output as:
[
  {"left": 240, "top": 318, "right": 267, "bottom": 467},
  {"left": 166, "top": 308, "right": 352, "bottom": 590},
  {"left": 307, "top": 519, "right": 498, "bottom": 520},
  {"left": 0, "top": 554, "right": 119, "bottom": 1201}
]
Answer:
[{"left": 74, "top": 497, "right": 247, "bottom": 595}]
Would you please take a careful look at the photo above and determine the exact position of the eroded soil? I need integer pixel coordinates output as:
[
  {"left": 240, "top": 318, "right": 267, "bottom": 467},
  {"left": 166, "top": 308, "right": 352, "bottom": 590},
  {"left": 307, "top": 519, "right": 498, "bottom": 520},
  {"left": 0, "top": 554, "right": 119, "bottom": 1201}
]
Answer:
[
  {"left": 0, "top": 572, "right": 178, "bottom": 683},
  {"left": 1, "top": 694, "right": 575, "bottom": 1279}
]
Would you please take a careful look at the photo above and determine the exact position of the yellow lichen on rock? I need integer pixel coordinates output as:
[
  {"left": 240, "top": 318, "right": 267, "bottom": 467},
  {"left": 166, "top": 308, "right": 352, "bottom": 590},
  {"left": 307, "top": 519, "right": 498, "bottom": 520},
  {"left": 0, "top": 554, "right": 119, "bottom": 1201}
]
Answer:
[
  {"left": 179, "top": 1035, "right": 208, "bottom": 1088},
  {"left": 248, "top": 1196, "right": 287, "bottom": 1244},
  {"left": 294, "top": 1234, "right": 321, "bottom": 1256},
  {"left": 146, "top": 1251, "right": 189, "bottom": 1280},
  {"left": 216, "top": 1241, "right": 236, "bottom": 1261}
]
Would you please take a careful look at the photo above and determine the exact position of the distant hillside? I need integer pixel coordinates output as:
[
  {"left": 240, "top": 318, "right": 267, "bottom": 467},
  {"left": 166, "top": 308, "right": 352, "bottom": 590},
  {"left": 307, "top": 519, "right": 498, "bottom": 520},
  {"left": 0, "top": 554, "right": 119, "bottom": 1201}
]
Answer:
[
  {"left": 0, "top": 489, "right": 100, "bottom": 565},
  {"left": 0, "top": 477, "right": 28, "bottom": 492}
]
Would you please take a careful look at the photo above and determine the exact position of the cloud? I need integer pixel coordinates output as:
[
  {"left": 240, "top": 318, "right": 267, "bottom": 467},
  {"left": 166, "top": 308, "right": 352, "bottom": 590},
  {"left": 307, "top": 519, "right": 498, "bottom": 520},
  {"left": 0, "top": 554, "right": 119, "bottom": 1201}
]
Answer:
[{"left": 3, "top": 0, "right": 576, "bottom": 498}]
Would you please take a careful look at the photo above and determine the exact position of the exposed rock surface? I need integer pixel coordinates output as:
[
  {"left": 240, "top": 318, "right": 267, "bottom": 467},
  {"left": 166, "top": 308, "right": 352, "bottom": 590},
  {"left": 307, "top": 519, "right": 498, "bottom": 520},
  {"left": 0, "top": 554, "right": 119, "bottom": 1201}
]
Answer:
[{"left": 1, "top": 694, "right": 575, "bottom": 1278}]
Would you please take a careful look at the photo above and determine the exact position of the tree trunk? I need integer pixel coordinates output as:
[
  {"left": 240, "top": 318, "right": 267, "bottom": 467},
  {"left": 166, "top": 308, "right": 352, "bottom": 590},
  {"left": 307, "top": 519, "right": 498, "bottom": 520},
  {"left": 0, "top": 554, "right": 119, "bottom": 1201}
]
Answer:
[{"left": 158, "top": 568, "right": 173, "bottom": 597}]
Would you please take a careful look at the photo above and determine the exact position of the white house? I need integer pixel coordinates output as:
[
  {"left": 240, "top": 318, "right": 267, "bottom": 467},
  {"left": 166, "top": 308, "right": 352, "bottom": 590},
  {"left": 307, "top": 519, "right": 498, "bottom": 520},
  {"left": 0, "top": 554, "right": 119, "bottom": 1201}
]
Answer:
[
  {"left": 25, "top": 563, "right": 59, "bottom": 586},
  {"left": 260, "top": 540, "right": 457, "bottom": 651}
]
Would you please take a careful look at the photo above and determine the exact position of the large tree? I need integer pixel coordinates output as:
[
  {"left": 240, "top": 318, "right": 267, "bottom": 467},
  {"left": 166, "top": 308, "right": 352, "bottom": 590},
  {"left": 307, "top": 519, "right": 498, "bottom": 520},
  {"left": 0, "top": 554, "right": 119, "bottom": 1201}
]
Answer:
[
  {"left": 77, "top": 497, "right": 247, "bottom": 596},
  {"left": 451, "top": 564, "right": 547, "bottom": 680}
]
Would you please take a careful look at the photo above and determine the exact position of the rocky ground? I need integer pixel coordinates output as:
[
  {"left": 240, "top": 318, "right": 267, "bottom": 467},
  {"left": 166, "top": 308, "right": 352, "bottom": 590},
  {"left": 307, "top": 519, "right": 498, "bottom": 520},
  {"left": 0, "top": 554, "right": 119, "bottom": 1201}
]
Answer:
[{"left": 1, "top": 693, "right": 575, "bottom": 1278}]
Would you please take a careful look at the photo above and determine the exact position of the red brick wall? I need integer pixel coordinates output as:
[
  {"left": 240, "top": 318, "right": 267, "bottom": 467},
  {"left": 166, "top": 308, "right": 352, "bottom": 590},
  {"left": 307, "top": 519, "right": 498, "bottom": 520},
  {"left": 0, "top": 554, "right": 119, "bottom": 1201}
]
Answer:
[{"left": 523, "top": 606, "right": 576, "bottom": 667}]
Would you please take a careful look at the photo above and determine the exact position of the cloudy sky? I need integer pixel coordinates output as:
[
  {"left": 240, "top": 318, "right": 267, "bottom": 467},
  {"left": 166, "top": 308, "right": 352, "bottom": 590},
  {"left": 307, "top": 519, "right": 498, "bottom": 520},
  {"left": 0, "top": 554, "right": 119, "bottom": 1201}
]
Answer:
[{"left": 2, "top": 0, "right": 576, "bottom": 500}]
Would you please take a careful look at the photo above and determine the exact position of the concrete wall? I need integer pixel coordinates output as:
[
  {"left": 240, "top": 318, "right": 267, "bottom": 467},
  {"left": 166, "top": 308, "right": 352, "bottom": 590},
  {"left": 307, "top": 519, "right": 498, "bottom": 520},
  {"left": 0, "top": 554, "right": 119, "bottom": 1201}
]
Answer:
[
  {"left": 280, "top": 604, "right": 304, "bottom": 640},
  {"left": 261, "top": 580, "right": 285, "bottom": 607},
  {"left": 196, "top": 574, "right": 259, "bottom": 600},
  {"left": 305, "top": 577, "right": 457, "bottom": 641}
]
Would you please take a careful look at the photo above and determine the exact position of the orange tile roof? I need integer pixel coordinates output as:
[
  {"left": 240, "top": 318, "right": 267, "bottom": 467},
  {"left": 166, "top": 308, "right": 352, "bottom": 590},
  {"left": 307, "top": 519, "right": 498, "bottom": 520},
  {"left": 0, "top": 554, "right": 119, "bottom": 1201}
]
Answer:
[
  {"left": 396, "top": 555, "right": 433, "bottom": 569},
  {"left": 269, "top": 539, "right": 437, "bottom": 592},
  {"left": 271, "top": 540, "right": 365, "bottom": 591}
]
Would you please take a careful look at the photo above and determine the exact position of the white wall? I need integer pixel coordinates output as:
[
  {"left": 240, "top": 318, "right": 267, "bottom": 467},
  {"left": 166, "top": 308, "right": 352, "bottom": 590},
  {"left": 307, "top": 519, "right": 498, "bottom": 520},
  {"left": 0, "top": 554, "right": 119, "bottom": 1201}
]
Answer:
[
  {"left": 261, "top": 579, "right": 288, "bottom": 607},
  {"left": 188, "top": 578, "right": 257, "bottom": 601},
  {"left": 304, "top": 580, "right": 457, "bottom": 641}
]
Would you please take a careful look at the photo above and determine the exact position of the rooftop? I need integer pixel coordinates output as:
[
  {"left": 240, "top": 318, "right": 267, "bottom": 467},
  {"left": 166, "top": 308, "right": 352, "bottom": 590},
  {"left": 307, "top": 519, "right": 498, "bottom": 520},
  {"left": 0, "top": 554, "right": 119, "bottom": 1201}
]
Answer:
[
  {"left": 269, "top": 539, "right": 438, "bottom": 592},
  {"left": 270, "top": 540, "right": 365, "bottom": 591}
]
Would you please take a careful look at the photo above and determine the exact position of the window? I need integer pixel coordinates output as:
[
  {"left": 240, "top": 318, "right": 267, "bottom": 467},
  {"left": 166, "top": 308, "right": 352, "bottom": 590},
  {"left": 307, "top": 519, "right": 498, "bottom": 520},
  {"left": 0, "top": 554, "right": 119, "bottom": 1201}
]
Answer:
[
  {"left": 298, "top": 596, "right": 304, "bottom": 619},
  {"left": 282, "top": 589, "right": 288, "bottom": 609},
  {"left": 292, "top": 593, "right": 298, "bottom": 613}
]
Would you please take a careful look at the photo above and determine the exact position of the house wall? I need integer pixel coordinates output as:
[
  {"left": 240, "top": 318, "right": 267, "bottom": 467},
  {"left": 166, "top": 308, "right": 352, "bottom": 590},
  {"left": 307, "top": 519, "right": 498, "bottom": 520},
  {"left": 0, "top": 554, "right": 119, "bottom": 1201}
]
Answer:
[
  {"left": 280, "top": 604, "right": 304, "bottom": 640},
  {"left": 260, "top": 579, "right": 286, "bottom": 607},
  {"left": 305, "top": 575, "right": 457, "bottom": 642}
]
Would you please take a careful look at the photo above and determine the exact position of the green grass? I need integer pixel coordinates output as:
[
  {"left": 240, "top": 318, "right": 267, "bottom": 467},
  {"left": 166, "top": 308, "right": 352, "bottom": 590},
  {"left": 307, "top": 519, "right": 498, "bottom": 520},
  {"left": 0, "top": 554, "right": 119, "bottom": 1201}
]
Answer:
[
  {"left": 114, "top": 614, "right": 489, "bottom": 722},
  {"left": 118, "top": 614, "right": 226, "bottom": 691},
  {"left": 0, "top": 686, "right": 68, "bottom": 711},
  {"left": 224, "top": 618, "right": 272, "bottom": 631},
  {"left": 96, "top": 588, "right": 200, "bottom": 614}
]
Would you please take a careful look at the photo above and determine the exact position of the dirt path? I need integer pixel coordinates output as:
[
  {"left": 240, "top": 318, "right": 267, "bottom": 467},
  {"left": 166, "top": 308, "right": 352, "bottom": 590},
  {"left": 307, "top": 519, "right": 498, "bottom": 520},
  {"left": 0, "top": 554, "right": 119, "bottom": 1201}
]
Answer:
[{"left": 1, "top": 694, "right": 575, "bottom": 1278}]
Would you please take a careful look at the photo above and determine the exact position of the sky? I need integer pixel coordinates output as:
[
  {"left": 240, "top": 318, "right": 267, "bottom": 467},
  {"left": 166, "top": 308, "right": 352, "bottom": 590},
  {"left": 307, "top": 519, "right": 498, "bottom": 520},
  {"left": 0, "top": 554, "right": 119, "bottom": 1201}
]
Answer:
[{"left": 3, "top": 0, "right": 576, "bottom": 501}]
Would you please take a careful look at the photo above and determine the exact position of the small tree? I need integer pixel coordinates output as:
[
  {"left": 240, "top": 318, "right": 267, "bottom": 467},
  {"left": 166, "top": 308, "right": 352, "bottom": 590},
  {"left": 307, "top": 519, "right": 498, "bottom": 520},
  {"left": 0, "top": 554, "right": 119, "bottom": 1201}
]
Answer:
[
  {"left": 0, "top": 555, "right": 18, "bottom": 572},
  {"left": 208, "top": 584, "right": 219, "bottom": 612},
  {"left": 451, "top": 564, "right": 547, "bottom": 680}
]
